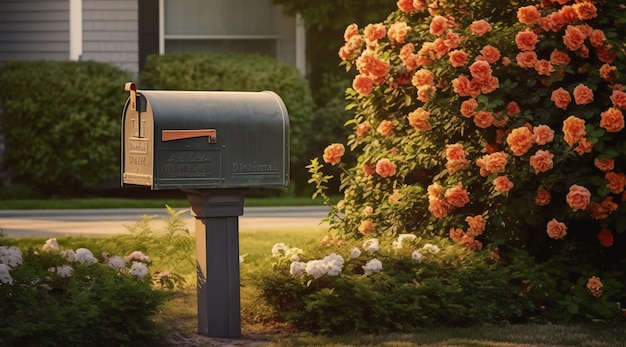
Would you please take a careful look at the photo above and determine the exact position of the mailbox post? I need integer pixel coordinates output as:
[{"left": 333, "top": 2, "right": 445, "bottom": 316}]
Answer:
[{"left": 120, "top": 83, "right": 289, "bottom": 338}]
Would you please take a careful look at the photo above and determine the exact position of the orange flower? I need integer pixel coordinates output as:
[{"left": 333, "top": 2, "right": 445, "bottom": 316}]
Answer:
[
  {"left": 356, "top": 53, "right": 391, "bottom": 78},
  {"left": 469, "top": 20, "right": 492, "bottom": 36},
  {"left": 445, "top": 143, "right": 467, "bottom": 161},
  {"left": 507, "top": 101, "right": 521, "bottom": 116},
  {"left": 550, "top": 88, "right": 571, "bottom": 110},
  {"left": 375, "top": 158, "right": 397, "bottom": 177},
  {"left": 407, "top": 107, "right": 432, "bottom": 131},
  {"left": 322, "top": 143, "right": 345, "bottom": 165},
  {"left": 397, "top": 0, "right": 418, "bottom": 13},
  {"left": 412, "top": 68, "right": 435, "bottom": 87},
  {"left": 562, "top": 116, "right": 586, "bottom": 146},
  {"left": 566, "top": 184, "right": 591, "bottom": 211},
  {"left": 476, "top": 151, "right": 508, "bottom": 177},
  {"left": 598, "top": 229, "right": 614, "bottom": 247},
  {"left": 573, "top": 2, "right": 598, "bottom": 20},
  {"left": 444, "top": 32, "right": 462, "bottom": 49},
  {"left": 517, "top": 5, "right": 542, "bottom": 25},
  {"left": 445, "top": 183, "right": 470, "bottom": 208},
  {"left": 427, "top": 182, "right": 443, "bottom": 200},
  {"left": 563, "top": 25, "right": 585, "bottom": 51},
  {"left": 573, "top": 83, "right": 594, "bottom": 105},
  {"left": 605, "top": 171, "right": 626, "bottom": 194},
  {"left": 477, "top": 45, "right": 500, "bottom": 64},
  {"left": 449, "top": 49, "right": 468, "bottom": 67},
  {"left": 460, "top": 98, "right": 478, "bottom": 117},
  {"left": 516, "top": 51, "right": 538, "bottom": 69},
  {"left": 469, "top": 60, "right": 493, "bottom": 84},
  {"left": 452, "top": 74, "right": 472, "bottom": 96},
  {"left": 356, "top": 121, "right": 372, "bottom": 138},
  {"left": 362, "top": 162, "right": 375, "bottom": 176},
  {"left": 574, "top": 137, "right": 593, "bottom": 155},
  {"left": 388, "top": 189, "right": 402, "bottom": 204},
  {"left": 465, "top": 215, "right": 485, "bottom": 236},
  {"left": 377, "top": 120, "right": 394, "bottom": 137},
  {"left": 387, "top": 21, "right": 411, "bottom": 44},
  {"left": 358, "top": 219, "right": 375, "bottom": 235},
  {"left": 546, "top": 218, "right": 567, "bottom": 240},
  {"left": 586, "top": 276, "right": 603, "bottom": 298},
  {"left": 532, "top": 125, "right": 555, "bottom": 145},
  {"left": 600, "top": 107, "right": 625, "bottom": 132},
  {"left": 460, "top": 234, "right": 483, "bottom": 251},
  {"left": 473, "top": 110, "right": 494, "bottom": 128},
  {"left": 428, "top": 198, "right": 449, "bottom": 218},
  {"left": 534, "top": 188, "right": 551, "bottom": 206},
  {"left": 609, "top": 90, "right": 626, "bottom": 109},
  {"left": 550, "top": 49, "right": 571, "bottom": 66},
  {"left": 506, "top": 126, "right": 533, "bottom": 156},
  {"left": 493, "top": 175, "right": 514, "bottom": 193},
  {"left": 535, "top": 59, "right": 555, "bottom": 76},
  {"left": 361, "top": 206, "right": 374, "bottom": 216},
  {"left": 599, "top": 64, "right": 618, "bottom": 81},
  {"left": 589, "top": 29, "right": 606, "bottom": 48},
  {"left": 529, "top": 150, "right": 554, "bottom": 174},
  {"left": 449, "top": 227, "right": 465, "bottom": 242},
  {"left": 343, "top": 23, "right": 359, "bottom": 41},
  {"left": 417, "top": 85, "right": 436, "bottom": 102},
  {"left": 363, "top": 23, "right": 387, "bottom": 42},
  {"left": 515, "top": 30, "right": 538, "bottom": 51},
  {"left": 429, "top": 15, "right": 448, "bottom": 36},
  {"left": 352, "top": 74, "right": 376, "bottom": 95},
  {"left": 594, "top": 157, "right": 615, "bottom": 172}
]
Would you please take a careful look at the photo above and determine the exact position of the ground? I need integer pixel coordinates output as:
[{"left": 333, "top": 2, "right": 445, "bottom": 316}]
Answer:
[{"left": 166, "top": 332, "right": 271, "bottom": 347}]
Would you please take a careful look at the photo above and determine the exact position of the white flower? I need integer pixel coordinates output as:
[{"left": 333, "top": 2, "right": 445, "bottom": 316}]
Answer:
[
  {"left": 0, "top": 246, "right": 23, "bottom": 268},
  {"left": 61, "top": 249, "right": 76, "bottom": 262},
  {"left": 349, "top": 247, "right": 361, "bottom": 259},
  {"left": 363, "top": 258, "right": 383, "bottom": 276},
  {"left": 286, "top": 247, "right": 304, "bottom": 261},
  {"left": 305, "top": 259, "right": 326, "bottom": 279},
  {"left": 322, "top": 253, "right": 344, "bottom": 276},
  {"left": 422, "top": 243, "right": 441, "bottom": 254},
  {"left": 56, "top": 265, "right": 73, "bottom": 278},
  {"left": 124, "top": 250, "right": 150, "bottom": 263},
  {"left": 107, "top": 256, "right": 126, "bottom": 269},
  {"left": 271, "top": 243, "right": 288, "bottom": 257},
  {"left": 130, "top": 262, "right": 149, "bottom": 279},
  {"left": 412, "top": 250, "right": 423, "bottom": 263},
  {"left": 42, "top": 238, "right": 60, "bottom": 252},
  {"left": 289, "top": 261, "right": 306, "bottom": 276},
  {"left": 362, "top": 238, "right": 380, "bottom": 253},
  {"left": 75, "top": 248, "right": 96, "bottom": 265},
  {"left": 0, "top": 263, "right": 13, "bottom": 284},
  {"left": 392, "top": 234, "right": 418, "bottom": 249}
]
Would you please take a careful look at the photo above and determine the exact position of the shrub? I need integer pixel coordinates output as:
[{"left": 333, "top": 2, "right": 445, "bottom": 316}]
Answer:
[
  {"left": 139, "top": 52, "right": 315, "bottom": 192},
  {"left": 0, "top": 61, "right": 131, "bottom": 197},
  {"left": 305, "top": 0, "right": 625, "bottom": 325}
]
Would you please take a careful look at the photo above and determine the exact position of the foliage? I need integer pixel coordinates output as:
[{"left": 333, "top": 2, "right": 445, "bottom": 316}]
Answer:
[
  {"left": 305, "top": 0, "right": 626, "bottom": 326},
  {"left": 0, "top": 61, "right": 131, "bottom": 196},
  {"left": 0, "top": 239, "right": 168, "bottom": 347},
  {"left": 139, "top": 52, "right": 315, "bottom": 192}
]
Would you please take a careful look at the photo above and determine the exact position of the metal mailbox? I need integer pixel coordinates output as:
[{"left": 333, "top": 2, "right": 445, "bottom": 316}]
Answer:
[{"left": 121, "top": 83, "right": 289, "bottom": 190}]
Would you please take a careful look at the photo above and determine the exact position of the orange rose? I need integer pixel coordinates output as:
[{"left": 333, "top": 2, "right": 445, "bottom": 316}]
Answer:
[
  {"left": 550, "top": 49, "right": 571, "bottom": 66},
  {"left": 506, "top": 126, "right": 533, "bottom": 156},
  {"left": 429, "top": 15, "right": 448, "bottom": 36},
  {"left": 449, "top": 228, "right": 465, "bottom": 242},
  {"left": 445, "top": 143, "right": 467, "bottom": 161},
  {"left": 535, "top": 59, "right": 555, "bottom": 76},
  {"left": 465, "top": 215, "right": 485, "bottom": 236},
  {"left": 388, "top": 189, "right": 402, "bottom": 204},
  {"left": 375, "top": 158, "right": 397, "bottom": 177},
  {"left": 609, "top": 90, "right": 626, "bottom": 109},
  {"left": 517, "top": 5, "right": 542, "bottom": 25},
  {"left": 573, "top": 83, "right": 594, "bottom": 105},
  {"left": 546, "top": 218, "right": 567, "bottom": 240},
  {"left": 407, "top": 107, "right": 432, "bottom": 131},
  {"left": 574, "top": 137, "right": 593, "bottom": 155},
  {"left": 363, "top": 23, "right": 387, "bottom": 42},
  {"left": 573, "top": 2, "right": 597, "bottom": 20},
  {"left": 412, "top": 68, "right": 435, "bottom": 87},
  {"left": 452, "top": 75, "right": 472, "bottom": 96},
  {"left": 449, "top": 50, "right": 468, "bottom": 67},
  {"left": 445, "top": 183, "right": 470, "bottom": 208},
  {"left": 535, "top": 188, "right": 551, "bottom": 206},
  {"left": 493, "top": 175, "right": 514, "bottom": 193},
  {"left": 600, "top": 107, "right": 625, "bottom": 132},
  {"left": 479, "top": 76, "right": 499, "bottom": 95},
  {"left": 562, "top": 116, "right": 586, "bottom": 146},
  {"left": 566, "top": 184, "right": 591, "bottom": 211},
  {"left": 352, "top": 74, "right": 376, "bottom": 95},
  {"left": 427, "top": 182, "right": 443, "bottom": 200},
  {"left": 362, "top": 162, "right": 375, "bottom": 176},
  {"left": 589, "top": 29, "right": 606, "bottom": 48},
  {"left": 599, "top": 64, "right": 618, "bottom": 81},
  {"left": 474, "top": 110, "right": 494, "bottom": 128},
  {"left": 460, "top": 98, "right": 478, "bottom": 117},
  {"left": 417, "top": 85, "right": 436, "bottom": 102},
  {"left": 476, "top": 151, "right": 508, "bottom": 177},
  {"left": 343, "top": 23, "right": 359, "bottom": 41},
  {"left": 550, "top": 87, "right": 571, "bottom": 110},
  {"left": 478, "top": 45, "right": 500, "bottom": 64},
  {"left": 507, "top": 101, "right": 521, "bottom": 116},
  {"left": 428, "top": 198, "right": 449, "bottom": 218},
  {"left": 598, "top": 229, "right": 614, "bottom": 247},
  {"left": 469, "top": 20, "right": 492, "bottom": 36},
  {"left": 529, "top": 150, "right": 554, "bottom": 174},
  {"left": 586, "top": 276, "right": 603, "bottom": 298},
  {"left": 516, "top": 51, "right": 538, "bottom": 69},
  {"left": 322, "top": 143, "right": 345, "bottom": 165},
  {"left": 358, "top": 219, "right": 375, "bottom": 235},
  {"left": 469, "top": 60, "right": 493, "bottom": 84},
  {"left": 397, "top": 0, "right": 418, "bottom": 13},
  {"left": 515, "top": 30, "right": 538, "bottom": 51},
  {"left": 594, "top": 157, "right": 615, "bottom": 172},
  {"left": 605, "top": 171, "right": 626, "bottom": 194},
  {"left": 532, "top": 125, "right": 555, "bottom": 145},
  {"left": 444, "top": 32, "right": 462, "bottom": 49},
  {"left": 563, "top": 25, "right": 585, "bottom": 51},
  {"left": 387, "top": 21, "right": 411, "bottom": 44},
  {"left": 356, "top": 121, "right": 372, "bottom": 138},
  {"left": 377, "top": 120, "right": 394, "bottom": 137},
  {"left": 356, "top": 53, "right": 391, "bottom": 78}
]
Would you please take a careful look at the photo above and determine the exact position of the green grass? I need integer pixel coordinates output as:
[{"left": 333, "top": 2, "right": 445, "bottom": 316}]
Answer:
[
  {"left": 0, "top": 195, "right": 329, "bottom": 210},
  {"left": 3, "top": 223, "right": 625, "bottom": 346}
]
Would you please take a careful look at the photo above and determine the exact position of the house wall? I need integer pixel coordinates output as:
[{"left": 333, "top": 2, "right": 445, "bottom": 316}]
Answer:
[
  {"left": 82, "top": 0, "right": 139, "bottom": 75},
  {"left": 0, "top": 0, "right": 70, "bottom": 62}
]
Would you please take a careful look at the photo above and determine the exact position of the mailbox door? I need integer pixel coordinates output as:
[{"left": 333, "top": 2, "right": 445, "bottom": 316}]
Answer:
[{"left": 122, "top": 95, "right": 155, "bottom": 187}]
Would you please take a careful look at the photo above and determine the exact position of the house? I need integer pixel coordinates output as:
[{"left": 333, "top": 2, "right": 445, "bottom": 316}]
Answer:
[{"left": 0, "top": 0, "right": 306, "bottom": 76}]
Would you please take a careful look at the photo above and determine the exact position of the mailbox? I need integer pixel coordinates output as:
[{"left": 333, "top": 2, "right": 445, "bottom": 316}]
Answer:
[{"left": 121, "top": 83, "right": 289, "bottom": 190}]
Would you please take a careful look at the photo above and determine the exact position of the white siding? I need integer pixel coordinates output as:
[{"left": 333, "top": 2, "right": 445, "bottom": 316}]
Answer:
[
  {"left": 0, "top": 0, "right": 69, "bottom": 62},
  {"left": 82, "top": 0, "right": 139, "bottom": 75}
]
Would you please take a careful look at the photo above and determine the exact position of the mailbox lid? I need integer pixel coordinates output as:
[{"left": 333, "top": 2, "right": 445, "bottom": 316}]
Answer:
[{"left": 141, "top": 90, "right": 290, "bottom": 189}]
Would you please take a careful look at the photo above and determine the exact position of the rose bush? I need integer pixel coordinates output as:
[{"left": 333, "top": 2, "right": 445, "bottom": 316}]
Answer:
[{"left": 305, "top": 0, "right": 626, "bottom": 323}]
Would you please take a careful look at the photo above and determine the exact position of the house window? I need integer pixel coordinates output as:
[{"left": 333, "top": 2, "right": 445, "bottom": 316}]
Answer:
[{"left": 162, "top": 0, "right": 280, "bottom": 58}]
